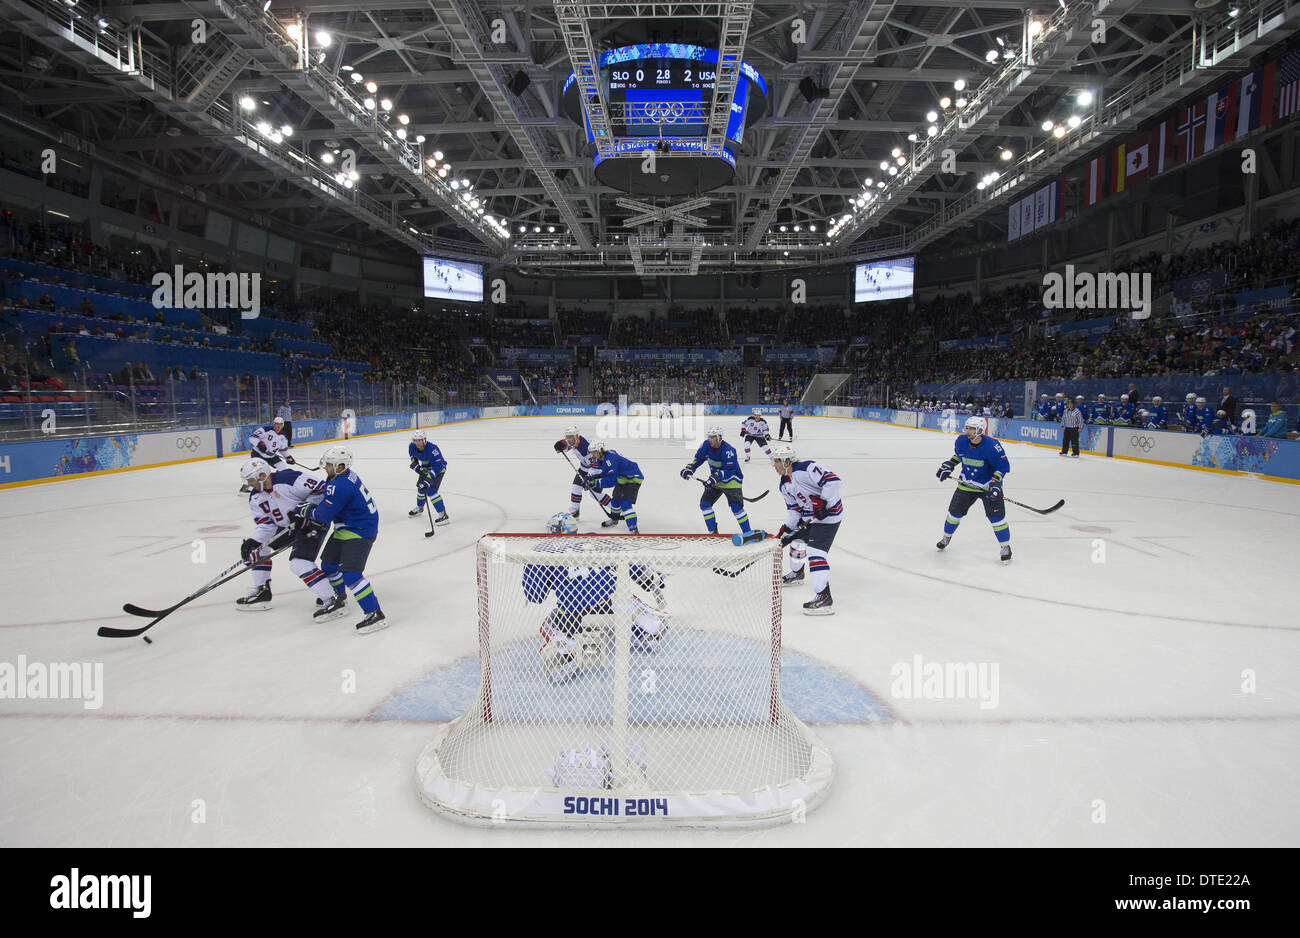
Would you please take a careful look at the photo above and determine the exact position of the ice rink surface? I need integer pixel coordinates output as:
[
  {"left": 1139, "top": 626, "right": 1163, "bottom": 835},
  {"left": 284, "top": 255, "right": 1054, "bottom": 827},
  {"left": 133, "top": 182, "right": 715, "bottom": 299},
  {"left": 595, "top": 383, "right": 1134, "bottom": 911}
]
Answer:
[{"left": 2, "top": 415, "right": 1298, "bottom": 847}]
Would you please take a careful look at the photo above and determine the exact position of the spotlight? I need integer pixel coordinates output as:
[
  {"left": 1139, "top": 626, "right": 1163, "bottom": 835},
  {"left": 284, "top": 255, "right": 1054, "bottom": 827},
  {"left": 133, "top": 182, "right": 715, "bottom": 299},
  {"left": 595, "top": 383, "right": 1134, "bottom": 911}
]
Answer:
[
  {"left": 322, "top": 152, "right": 335, "bottom": 164},
  {"left": 239, "top": 96, "right": 256, "bottom": 111},
  {"left": 380, "top": 99, "right": 393, "bottom": 112},
  {"left": 286, "top": 23, "right": 301, "bottom": 40},
  {"left": 879, "top": 160, "right": 888, "bottom": 170},
  {"left": 256, "top": 120, "right": 272, "bottom": 135},
  {"left": 977, "top": 181, "right": 987, "bottom": 190},
  {"left": 1067, "top": 115, "right": 1081, "bottom": 128},
  {"left": 519, "top": 224, "right": 527, "bottom": 232},
  {"left": 809, "top": 224, "right": 816, "bottom": 231},
  {"left": 891, "top": 147, "right": 901, "bottom": 158},
  {"left": 460, "top": 178, "right": 470, "bottom": 188},
  {"left": 432, "top": 150, "right": 444, "bottom": 161},
  {"left": 955, "top": 97, "right": 967, "bottom": 108},
  {"left": 954, "top": 78, "right": 966, "bottom": 91},
  {"left": 794, "top": 225, "right": 802, "bottom": 232},
  {"left": 1076, "top": 90, "right": 1094, "bottom": 107},
  {"left": 986, "top": 49, "right": 999, "bottom": 62},
  {"left": 896, "top": 155, "right": 906, "bottom": 166},
  {"left": 365, "top": 81, "right": 378, "bottom": 94},
  {"left": 1028, "top": 20, "right": 1043, "bottom": 38},
  {"left": 280, "top": 124, "right": 292, "bottom": 137},
  {"left": 437, "top": 167, "right": 448, "bottom": 178},
  {"left": 939, "top": 96, "right": 952, "bottom": 109},
  {"left": 450, "top": 180, "right": 460, "bottom": 190},
  {"left": 779, "top": 225, "right": 788, "bottom": 232},
  {"left": 315, "top": 30, "right": 331, "bottom": 48},
  {"left": 396, "top": 128, "right": 407, "bottom": 139},
  {"left": 363, "top": 97, "right": 375, "bottom": 110},
  {"left": 1053, "top": 125, "right": 1066, "bottom": 138},
  {"left": 1041, "top": 119, "right": 1054, "bottom": 132},
  {"left": 927, "top": 125, "right": 938, "bottom": 137},
  {"left": 1000, "top": 149, "right": 1013, "bottom": 161},
  {"left": 532, "top": 225, "right": 541, "bottom": 233},
  {"left": 926, "top": 110, "right": 939, "bottom": 122},
  {"left": 350, "top": 72, "right": 363, "bottom": 84},
  {"left": 397, "top": 113, "right": 410, "bottom": 125},
  {"left": 415, "top": 135, "right": 425, "bottom": 144},
  {"left": 425, "top": 157, "right": 436, "bottom": 168},
  {"left": 547, "top": 225, "right": 556, "bottom": 233},
  {"left": 907, "top": 133, "right": 918, "bottom": 142},
  {"left": 888, "top": 166, "right": 898, "bottom": 176}
]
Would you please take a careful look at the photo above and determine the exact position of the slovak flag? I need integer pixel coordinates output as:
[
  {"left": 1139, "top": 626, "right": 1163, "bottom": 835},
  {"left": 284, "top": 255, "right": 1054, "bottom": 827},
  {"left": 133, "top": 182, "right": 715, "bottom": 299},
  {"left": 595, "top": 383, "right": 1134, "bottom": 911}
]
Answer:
[
  {"left": 1203, "top": 83, "right": 1238, "bottom": 151},
  {"left": 1237, "top": 62, "right": 1276, "bottom": 136}
]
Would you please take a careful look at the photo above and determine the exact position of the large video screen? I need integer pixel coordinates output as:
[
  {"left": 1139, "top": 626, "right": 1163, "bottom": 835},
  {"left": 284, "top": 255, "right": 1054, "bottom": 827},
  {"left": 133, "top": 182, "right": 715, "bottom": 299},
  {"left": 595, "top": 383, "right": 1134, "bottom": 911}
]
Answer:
[
  {"left": 423, "top": 256, "right": 483, "bottom": 302},
  {"left": 854, "top": 257, "right": 915, "bottom": 303}
]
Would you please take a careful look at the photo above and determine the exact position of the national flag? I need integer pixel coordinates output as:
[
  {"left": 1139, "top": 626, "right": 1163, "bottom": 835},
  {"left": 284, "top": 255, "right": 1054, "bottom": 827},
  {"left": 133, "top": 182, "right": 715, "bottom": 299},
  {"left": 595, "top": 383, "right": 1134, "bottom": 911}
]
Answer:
[
  {"left": 1125, "top": 131, "right": 1151, "bottom": 185},
  {"left": 1204, "top": 83, "right": 1238, "bottom": 151},
  {"left": 1110, "top": 143, "right": 1126, "bottom": 194},
  {"left": 1237, "top": 62, "right": 1276, "bottom": 136},
  {"left": 1008, "top": 200, "right": 1021, "bottom": 240},
  {"left": 1085, "top": 154, "right": 1107, "bottom": 205},
  {"left": 1154, "top": 115, "right": 1179, "bottom": 175},
  {"left": 1177, "top": 101, "right": 1206, "bottom": 162},
  {"left": 1278, "top": 48, "right": 1300, "bottom": 120},
  {"left": 1020, "top": 195, "right": 1035, "bottom": 236}
]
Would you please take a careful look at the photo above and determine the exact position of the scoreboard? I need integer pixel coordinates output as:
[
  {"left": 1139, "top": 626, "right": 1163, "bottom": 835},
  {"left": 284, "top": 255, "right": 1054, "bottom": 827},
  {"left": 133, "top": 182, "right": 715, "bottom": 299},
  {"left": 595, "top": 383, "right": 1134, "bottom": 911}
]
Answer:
[{"left": 561, "top": 43, "right": 766, "bottom": 194}]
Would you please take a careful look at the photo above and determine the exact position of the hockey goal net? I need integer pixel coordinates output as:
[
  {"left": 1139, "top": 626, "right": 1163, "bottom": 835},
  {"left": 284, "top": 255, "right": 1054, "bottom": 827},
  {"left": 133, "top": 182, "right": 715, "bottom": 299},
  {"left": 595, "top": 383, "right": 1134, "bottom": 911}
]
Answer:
[{"left": 416, "top": 533, "right": 833, "bottom": 827}]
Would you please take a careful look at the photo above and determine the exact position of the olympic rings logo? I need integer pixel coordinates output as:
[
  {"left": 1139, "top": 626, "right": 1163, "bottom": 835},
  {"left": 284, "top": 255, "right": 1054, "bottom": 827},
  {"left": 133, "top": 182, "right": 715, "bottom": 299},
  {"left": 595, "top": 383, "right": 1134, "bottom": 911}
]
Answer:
[
  {"left": 176, "top": 436, "right": 202, "bottom": 451},
  {"left": 1130, "top": 435, "right": 1156, "bottom": 452}
]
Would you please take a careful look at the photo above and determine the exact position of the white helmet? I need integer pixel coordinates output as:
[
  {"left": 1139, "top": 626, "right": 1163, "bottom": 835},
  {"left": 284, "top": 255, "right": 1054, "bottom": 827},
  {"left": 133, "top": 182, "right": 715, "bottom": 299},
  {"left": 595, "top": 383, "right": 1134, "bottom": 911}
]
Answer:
[
  {"left": 562, "top": 425, "right": 580, "bottom": 439},
  {"left": 1186, "top": 393, "right": 1196, "bottom": 401},
  {"left": 964, "top": 416, "right": 986, "bottom": 433},
  {"left": 771, "top": 443, "right": 796, "bottom": 463},
  {"left": 547, "top": 512, "right": 578, "bottom": 534},
  {"left": 588, "top": 439, "right": 609, "bottom": 455},
  {"left": 321, "top": 445, "right": 354, "bottom": 473},
  {"left": 1195, "top": 397, "right": 1206, "bottom": 404},
  {"left": 240, "top": 457, "right": 272, "bottom": 484},
  {"left": 272, "top": 416, "right": 284, "bottom": 426},
  {"left": 1040, "top": 394, "right": 1048, "bottom": 400},
  {"left": 1098, "top": 393, "right": 1106, "bottom": 400},
  {"left": 1055, "top": 393, "right": 1064, "bottom": 399},
  {"left": 412, "top": 429, "right": 427, "bottom": 442},
  {"left": 706, "top": 425, "right": 724, "bottom": 439},
  {"left": 1152, "top": 396, "right": 1162, "bottom": 403},
  {"left": 1120, "top": 394, "right": 1129, "bottom": 401}
]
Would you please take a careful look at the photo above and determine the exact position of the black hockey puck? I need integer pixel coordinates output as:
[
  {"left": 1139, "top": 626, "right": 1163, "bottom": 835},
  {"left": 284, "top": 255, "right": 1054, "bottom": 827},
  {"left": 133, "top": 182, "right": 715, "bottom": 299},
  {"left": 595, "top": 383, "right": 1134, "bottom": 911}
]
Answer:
[{"left": 143, "top": 636, "right": 153, "bottom": 645}]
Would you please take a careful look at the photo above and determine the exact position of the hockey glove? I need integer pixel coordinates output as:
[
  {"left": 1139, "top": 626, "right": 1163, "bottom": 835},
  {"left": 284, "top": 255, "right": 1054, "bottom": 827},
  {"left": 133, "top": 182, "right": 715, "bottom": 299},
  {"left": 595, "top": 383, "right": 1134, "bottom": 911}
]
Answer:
[
  {"left": 936, "top": 459, "right": 957, "bottom": 481},
  {"left": 679, "top": 465, "right": 695, "bottom": 480},
  {"left": 780, "top": 523, "right": 810, "bottom": 547},
  {"left": 283, "top": 454, "right": 295, "bottom": 465},
  {"left": 811, "top": 496, "right": 829, "bottom": 520},
  {"left": 553, "top": 440, "right": 567, "bottom": 453},
  {"left": 987, "top": 477, "right": 1004, "bottom": 501},
  {"left": 240, "top": 537, "right": 267, "bottom": 566}
]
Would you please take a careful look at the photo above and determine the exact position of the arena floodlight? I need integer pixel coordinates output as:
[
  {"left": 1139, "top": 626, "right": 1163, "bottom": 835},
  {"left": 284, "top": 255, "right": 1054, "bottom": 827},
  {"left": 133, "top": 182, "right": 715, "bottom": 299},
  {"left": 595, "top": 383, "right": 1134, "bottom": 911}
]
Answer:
[
  {"left": 315, "top": 30, "right": 332, "bottom": 48},
  {"left": 926, "top": 110, "right": 938, "bottom": 123},
  {"left": 1077, "top": 90, "right": 1094, "bottom": 107}
]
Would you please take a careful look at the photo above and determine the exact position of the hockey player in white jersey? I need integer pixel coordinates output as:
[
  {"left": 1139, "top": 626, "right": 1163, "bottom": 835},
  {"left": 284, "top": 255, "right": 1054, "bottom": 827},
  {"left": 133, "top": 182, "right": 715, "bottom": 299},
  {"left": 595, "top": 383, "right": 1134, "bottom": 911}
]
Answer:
[
  {"left": 771, "top": 444, "right": 842, "bottom": 615},
  {"left": 740, "top": 412, "right": 773, "bottom": 463},
  {"left": 236, "top": 457, "right": 345, "bottom": 619},
  {"left": 240, "top": 418, "right": 293, "bottom": 492},
  {"left": 553, "top": 426, "right": 621, "bottom": 526}
]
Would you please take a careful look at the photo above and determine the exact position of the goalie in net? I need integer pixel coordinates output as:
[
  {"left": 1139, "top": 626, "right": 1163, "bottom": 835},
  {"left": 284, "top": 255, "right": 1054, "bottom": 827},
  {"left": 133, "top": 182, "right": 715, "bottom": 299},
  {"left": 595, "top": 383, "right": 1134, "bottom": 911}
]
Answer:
[{"left": 416, "top": 533, "right": 834, "bottom": 828}]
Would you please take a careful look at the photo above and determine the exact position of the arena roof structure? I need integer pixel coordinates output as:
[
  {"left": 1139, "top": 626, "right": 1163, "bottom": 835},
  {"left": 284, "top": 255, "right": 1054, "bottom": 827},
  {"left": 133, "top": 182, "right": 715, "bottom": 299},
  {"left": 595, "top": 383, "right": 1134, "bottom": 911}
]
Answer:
[{"left": 2, "top": 0, "right": 1297, "bottom": 274}]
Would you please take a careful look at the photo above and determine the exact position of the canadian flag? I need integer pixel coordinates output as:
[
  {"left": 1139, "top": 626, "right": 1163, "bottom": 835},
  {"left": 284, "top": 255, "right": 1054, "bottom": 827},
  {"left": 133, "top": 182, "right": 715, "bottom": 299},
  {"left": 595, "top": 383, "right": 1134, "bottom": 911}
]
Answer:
[{"left": 1125, "top": 132, "right": 1151, "bottom": 185}]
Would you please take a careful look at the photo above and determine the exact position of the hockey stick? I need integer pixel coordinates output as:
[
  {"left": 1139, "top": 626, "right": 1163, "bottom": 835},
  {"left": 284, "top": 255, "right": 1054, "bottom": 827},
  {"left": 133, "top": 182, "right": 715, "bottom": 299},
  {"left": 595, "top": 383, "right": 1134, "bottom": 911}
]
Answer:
[
  {"left": 951, "top": 478, "right": 1064, "bottom": 515},
  {"left": 104, "top": 543, "right": 293, "bottom": 640},
  {"left": 694, "top": 476, "right": 769, "bottom": 503},
  {"left": 559, "top": 450, "right": 619, "bottom": 520},
  {"left": 423, "top": 490, "right": 437, "bottom": 538}
]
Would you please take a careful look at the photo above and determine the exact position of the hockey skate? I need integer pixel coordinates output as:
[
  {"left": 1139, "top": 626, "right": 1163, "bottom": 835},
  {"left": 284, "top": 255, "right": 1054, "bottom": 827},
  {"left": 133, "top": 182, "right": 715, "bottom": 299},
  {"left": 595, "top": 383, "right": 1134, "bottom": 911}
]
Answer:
[
  {"left": 1000, "top": 545, "right": 1013, "bottom": 564},
  {"left": 313, "top": 593, "right": 347, "bottom": 622},
  {"left": 743, "top": 454, "right": 750, "bottom": 462},
  {"left": 601, "top": 515, "right": 622, "bottom": 527},
  {"left": 936, "top": 535, "right": 951, "bottom": 550},
  {"left": 782, "top": 568, "right": 805, "bottom": 587},
  {"left": 802, "top": 586, "right": 834, "bottom": 616},
  {"left": 435, "top": 512, "right": 450, "bottom": 526},
  {"left": 356, "top": 610, "right": 388, "bottom": 634},
  {"left": 235, "top": 583, "right": 272, "bottom": 611},
  {"left": 409, "top": 507, "right": 423, "bottom": 516}
]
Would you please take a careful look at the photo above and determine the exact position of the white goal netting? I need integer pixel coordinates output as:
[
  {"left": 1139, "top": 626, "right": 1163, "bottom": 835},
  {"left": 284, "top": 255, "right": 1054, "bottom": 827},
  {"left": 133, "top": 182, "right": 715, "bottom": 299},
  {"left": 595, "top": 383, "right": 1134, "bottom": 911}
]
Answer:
[{"left": 416, "top": 534, "right": 833, "bottom": 828}]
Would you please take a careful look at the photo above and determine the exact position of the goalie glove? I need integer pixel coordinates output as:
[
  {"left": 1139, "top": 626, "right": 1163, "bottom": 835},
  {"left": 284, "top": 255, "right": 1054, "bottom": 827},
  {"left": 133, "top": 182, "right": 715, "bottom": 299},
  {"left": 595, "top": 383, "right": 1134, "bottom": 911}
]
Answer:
[{"left": 936, "top": 459, "right": 957, "bottom": 482}]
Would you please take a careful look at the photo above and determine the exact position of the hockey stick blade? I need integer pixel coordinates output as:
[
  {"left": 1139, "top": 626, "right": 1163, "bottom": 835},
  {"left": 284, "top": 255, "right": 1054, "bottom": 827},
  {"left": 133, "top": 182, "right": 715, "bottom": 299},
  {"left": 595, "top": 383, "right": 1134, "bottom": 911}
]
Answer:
[
  {"left": 711, "top": 558, "right": 763, "bottom": 578},
  {"left": 1009, "top": 497, "right": 1065, "bottom": 515},
  {"left": 695, "top": 479, "right": 769, "bottom": 503},
  {"left": 122, "top": 602, "right": 178, "bottom": 619}
]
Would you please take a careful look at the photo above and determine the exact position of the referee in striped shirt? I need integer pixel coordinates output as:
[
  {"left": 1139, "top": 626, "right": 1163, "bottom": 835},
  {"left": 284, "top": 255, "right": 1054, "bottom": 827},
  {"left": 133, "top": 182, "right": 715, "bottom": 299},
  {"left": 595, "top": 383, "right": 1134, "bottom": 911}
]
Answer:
[{"left": 1060, "top": 397, "right": 1083, "bottom": 457}]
